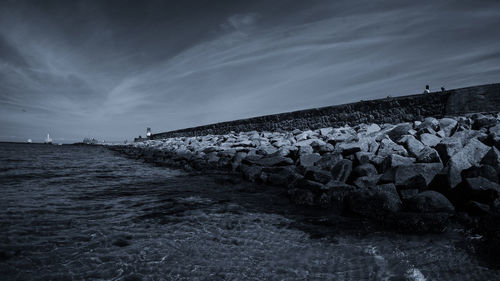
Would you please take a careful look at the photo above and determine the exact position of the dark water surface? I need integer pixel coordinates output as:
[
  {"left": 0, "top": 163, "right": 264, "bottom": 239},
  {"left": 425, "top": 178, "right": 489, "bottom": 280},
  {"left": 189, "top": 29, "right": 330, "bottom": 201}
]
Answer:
[{"left": 1, "top": 143, "right": 499, "bottom": 280}]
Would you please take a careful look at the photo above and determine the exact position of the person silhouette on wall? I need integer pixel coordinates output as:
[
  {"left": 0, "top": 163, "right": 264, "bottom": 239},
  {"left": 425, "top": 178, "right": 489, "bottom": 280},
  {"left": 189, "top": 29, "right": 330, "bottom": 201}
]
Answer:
[{"left": 424, "top": 85, "right": 430, "bottom": 93}]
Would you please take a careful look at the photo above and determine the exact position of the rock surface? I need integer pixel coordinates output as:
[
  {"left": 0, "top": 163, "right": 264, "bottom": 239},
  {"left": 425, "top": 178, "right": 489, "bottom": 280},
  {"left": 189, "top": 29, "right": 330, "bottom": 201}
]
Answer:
[{"left": 111, "top": 112, "right": 500, "bottom": 231}]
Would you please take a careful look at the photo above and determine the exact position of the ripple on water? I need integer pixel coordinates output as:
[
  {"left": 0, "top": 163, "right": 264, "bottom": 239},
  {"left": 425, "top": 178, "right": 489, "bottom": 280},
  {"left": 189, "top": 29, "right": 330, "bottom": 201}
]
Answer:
[{"left": 0, "top": 143, "right": 499, "bottom": 280}]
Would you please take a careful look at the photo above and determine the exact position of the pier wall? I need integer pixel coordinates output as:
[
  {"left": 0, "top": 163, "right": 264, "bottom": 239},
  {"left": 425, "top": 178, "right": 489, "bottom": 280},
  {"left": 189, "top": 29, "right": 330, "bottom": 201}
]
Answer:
[{"left": 150, "top": 83, "right": 500, "bottom": 139}]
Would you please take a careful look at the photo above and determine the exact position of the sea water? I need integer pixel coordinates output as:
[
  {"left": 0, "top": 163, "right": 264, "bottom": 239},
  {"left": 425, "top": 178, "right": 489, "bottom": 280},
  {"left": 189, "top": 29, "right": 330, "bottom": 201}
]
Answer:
[{"left": 1, "top": 143, "right": 498, "bottom": 280}]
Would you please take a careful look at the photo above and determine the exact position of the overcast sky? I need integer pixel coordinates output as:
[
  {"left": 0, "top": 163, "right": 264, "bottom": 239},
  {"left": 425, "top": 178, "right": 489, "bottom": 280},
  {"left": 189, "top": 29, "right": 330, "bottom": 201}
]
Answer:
[{"left": 1, "top": 0, "right": 500, "bottom": 143}]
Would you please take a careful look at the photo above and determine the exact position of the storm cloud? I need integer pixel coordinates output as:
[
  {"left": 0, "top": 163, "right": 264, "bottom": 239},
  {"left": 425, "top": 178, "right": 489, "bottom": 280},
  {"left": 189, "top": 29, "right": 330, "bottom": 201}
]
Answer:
[{"left": 1, "top": 0, "right": 500, "bottom": 142}]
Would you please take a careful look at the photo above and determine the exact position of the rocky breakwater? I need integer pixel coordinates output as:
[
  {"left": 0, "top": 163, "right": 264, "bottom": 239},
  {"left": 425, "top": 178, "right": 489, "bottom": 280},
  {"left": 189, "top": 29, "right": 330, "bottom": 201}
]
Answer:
[{"left": 111, "top": 113, "right": 500, "bottom": 235}]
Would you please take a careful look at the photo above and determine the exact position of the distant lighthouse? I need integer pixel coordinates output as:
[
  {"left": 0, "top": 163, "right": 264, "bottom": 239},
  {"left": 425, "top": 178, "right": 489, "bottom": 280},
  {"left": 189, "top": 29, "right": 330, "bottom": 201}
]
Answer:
[
  {"left": 45, "top": 133, "right": 53, "bottom": 144},
  {"left": 146, "top": 127, "right": 152, "bottom": 138}
]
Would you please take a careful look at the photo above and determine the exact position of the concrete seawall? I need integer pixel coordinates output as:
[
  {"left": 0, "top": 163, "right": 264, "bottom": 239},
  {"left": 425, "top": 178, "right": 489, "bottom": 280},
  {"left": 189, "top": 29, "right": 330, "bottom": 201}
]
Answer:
[{"left": 150, "top": 83, "right": 500, "bottom": 139}]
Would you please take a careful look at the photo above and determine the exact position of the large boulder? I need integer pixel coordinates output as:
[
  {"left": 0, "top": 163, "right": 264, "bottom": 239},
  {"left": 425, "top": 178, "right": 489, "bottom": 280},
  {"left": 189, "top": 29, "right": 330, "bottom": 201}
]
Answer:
[
  {"left": 299, "top": 153, "right": 322, "bottom": 168},
  {"left": 418, "top": 117, "right": 439, "bottom": 131},
  {"left": 353, "top": 175, "right": 382, "bottom": 188},
  {"left": 461, "top": 165, "right": 499, "bottom": 183},
  {"left": 435, "top": 137, "right": 463, "bottom": 164},
  {"left": 439, "top": 118, "right": 458, "bottom": 137},
  {"left": 445, "top": 138, "right": 490, "bottom": 188},
  {"left": 292, "top": 178, "right": 326, "bottom": 193},
  {"left": 382, "top": 154, "right": 416, "bottom": 172},
  {"left": 346, "top": 183, "right": 402, "bottom": 218},
  {"left": 239, "top": 164, "right": 262, "bottom": 182},
  {"left": 314, "top": 152, "right": 343, "bottom": 170},
  {"left": 330, "top": 159, "right": 353, "bottom": 182},
  {"left": 401, "top": 135, "right": 426, "bottom": 157},
  {"left": 463, "top": 201, "right": 490, "bottom": 216},
  {"left": 256, "top": 145, "right": 279, "bottom": 156},
  {"left": 420, "top": 133, "right": 441, "bottom": 147},
  {"left": 453, "top": 177, "right": 500, "bottom": 205},
  {"left": 337, "top": 137, "right": 378, "bottom": 155},
  {"left": 405, "top": 191, "right": 455, "bottom": 213},
  {"left": 472, "top": 115, "right": 498, "bottom": 130},
  {"left": 389, "top": 163, "right": 444, "bottom": 187},
  {"left": 387, "top": 123, "right": 412, "bottom": 141},
  {"left": 352, "top": 163, "right": 378, "bottom": 178},
  {"left": 324, "top": 181, "right": 356, "bottom": 211},
  {"left": 263, "top": 166, "right": 302, "bottom": 186},
  {"left": 255, "top": 155, "right": 294, "bottom": 167},
  {"left": 481, "top": 147, "right": 500, "bottom": 167},
  {"left": 377, "top": 138, "right": 408, "bottom": 157},
  {"left": 304, "top": 166, "right": 333, "bottom": 184},
  {"left": 355, "top": 151, "right": 373, "bottom": 165},
  {"left": 416, "top": 147, "right": 442, "bottom": 163},
  {"left": 319, "top": 127, "right": 333, "bottom": 136}
]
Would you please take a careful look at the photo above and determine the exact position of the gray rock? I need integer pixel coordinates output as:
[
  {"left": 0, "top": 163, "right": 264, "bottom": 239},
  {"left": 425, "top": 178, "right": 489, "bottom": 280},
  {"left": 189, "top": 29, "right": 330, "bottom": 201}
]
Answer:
[
  {"left": 461, "top": 165, "right": 499, "bottom": 183},
  {"left": 436, "top": 130, "right": 446, "bottom": 138},
  {"left": 473, "top": 115, "right": 498, "bottom": 130},
  {"left": 256, "top": 156, "right": 294, "bottom": 167},
  {"left": 239, "top": 164, "right": 262, "bottom": 182},
  {"left": 256, "top": 145, "right": 278, "bottom": 156},
  {"left": 402, "top": 135, "right": 426, "bottom": 157},
  {"left": 392, "top": 163, "right": 444, "bottom": 186},
  {"left": 420, "top": 133, "right": 441, "bottom": 147},
  {"left": 418, "top": 117, "right": 439, "bottom": 131},
  {"left": 331, "top": 159, "right": 353, "bottom": 182},
  {"left": 452, "top": 129, "right": 488, "bottom": 146},
  {"left": 353, "top": 175, "right": 381, "bottom": 188},
  {"left": 353, "top": 163, "right": 378, "bottom": 178},
  {"left": 304, "top": 166, "right": 333, "bottom": 184},
  {"left": 355, "top": 151, "right": 372, "bottom": 165},
  {"left": 490, "top": 123, "right": 500, "bottom": 136},
  {"left": 481, "top": 147, "right": 500, "bottom": 167},
  {"left": 439, "top": 118, "right": 458, "bottom": 137},
  {"left": 378, "top": 138, "right": 408, "bottom": 157},
  {"left": 446, "top": 138, "right": 490, "bottom": 188},
  {"left": 316, "top": 143, "right": 335, "bottom": 154},
  {"left": 382, "top": 154, "right": 416, "bottom": 172},
  {"left": 435, "top": 137, "right": 463, "bottom": 164},
  {"left": 399, "top": 189, "right": 419, "bottom": 201},
  {"left": 298, "top": 145, "right": 314, "bottom": 155},
  {"left": 365, "top": 123, "right": 381, "bottom": 135},
  {"left": 337, "top": 142, "right": 361, "bottom": 155},
  {"left": 320, "top": 127, "right": 333, "bottom": 136},
  {"left": 416, "top": 147, "right": 441, "bottom": 163},
  {"left": 406, "top": 191, "right": 455, "bottom": 213},
  {"left": 206, "top": 152, "right": 220, "bottom": 164},
  {"left": 387, "top": 123, "right": 412, "bottom": 141},
  {"left": 347, "top": 183, "right": 402, "bottom": 217},
  {"left": 293, "top": 178, "right": 326, "bottom": 193},
  {"left": 454, "top": 177, "right": 500, "bottom": 205},
  {"left": 463, "top": 201, "right": 490, "bottom": 216},
  {"left": 299, "top": 153, "right": 322, "bottom": 168},
  {"left": 264, "top": 166, "right": 302, "bottom": 186},
  {"left": 398, "top": 174, "right": 428, "bottom": 191},
  {"left": 315, "top": 152, "right": 343, "bottom": 170},
  {"left": 324, "top": 181, "right": 356, "bottom": 210}
]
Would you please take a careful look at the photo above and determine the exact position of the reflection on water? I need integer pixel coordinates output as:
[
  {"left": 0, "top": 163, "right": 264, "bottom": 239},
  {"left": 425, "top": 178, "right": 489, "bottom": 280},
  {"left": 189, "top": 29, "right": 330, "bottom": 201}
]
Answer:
[{"left": 0, "top": 143, "right": 498, "bottom": 280}]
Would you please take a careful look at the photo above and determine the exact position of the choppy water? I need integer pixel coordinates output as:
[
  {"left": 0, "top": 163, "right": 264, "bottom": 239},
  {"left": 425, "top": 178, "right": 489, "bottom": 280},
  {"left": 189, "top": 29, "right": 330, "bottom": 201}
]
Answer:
[{"left": 0, "top": 143, "right": 499, "bottom": 280}]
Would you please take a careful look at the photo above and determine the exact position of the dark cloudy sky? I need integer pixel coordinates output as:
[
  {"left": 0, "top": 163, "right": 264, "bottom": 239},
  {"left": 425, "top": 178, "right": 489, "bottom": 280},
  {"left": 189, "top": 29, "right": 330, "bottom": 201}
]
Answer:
[{"left": 1, "top": 0, "right": 500, "bottom": 143}]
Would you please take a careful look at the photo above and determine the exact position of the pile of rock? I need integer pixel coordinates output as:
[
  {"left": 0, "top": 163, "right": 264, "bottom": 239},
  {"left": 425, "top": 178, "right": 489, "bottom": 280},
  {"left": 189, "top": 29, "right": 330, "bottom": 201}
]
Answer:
[{"left": 112, "top": 113, "right": 500, "bottom": 231}]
